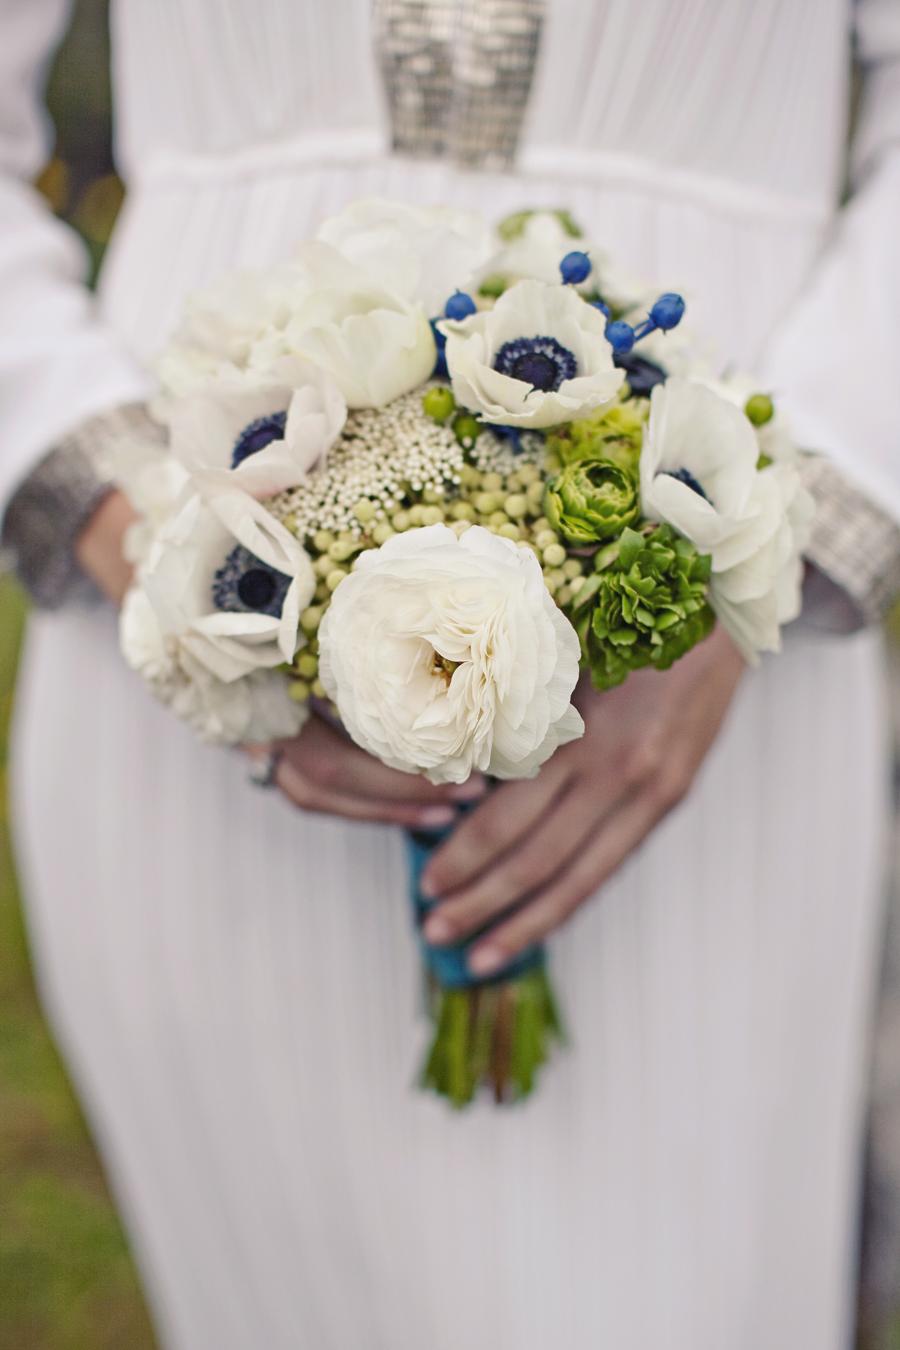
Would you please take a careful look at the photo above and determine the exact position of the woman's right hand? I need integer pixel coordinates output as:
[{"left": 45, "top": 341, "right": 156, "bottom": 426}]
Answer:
[{"left": 249, "top": 714, "right": 487, "bottom": 828}]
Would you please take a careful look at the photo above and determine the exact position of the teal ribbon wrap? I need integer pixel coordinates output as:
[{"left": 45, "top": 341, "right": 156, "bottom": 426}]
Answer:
[{"left": 406, "top": 825, "right": 545, "bottom": 990}]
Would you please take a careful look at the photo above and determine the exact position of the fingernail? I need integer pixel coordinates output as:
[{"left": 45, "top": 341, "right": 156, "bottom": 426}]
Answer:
[
  {"left": 419, "top": 872, "right": 438, "bottom": 899},
  {"left": 449, "top": 775, "right": 487, "bottom": 802},
  {"left": 468, "top": 945, "right": 505, "bottom": 977},
  {"left": 423, "top": 914, "right": 454, "bottom": 943},
  {"left": 418, "top": 806, "right": 456, "bottom": 829}
]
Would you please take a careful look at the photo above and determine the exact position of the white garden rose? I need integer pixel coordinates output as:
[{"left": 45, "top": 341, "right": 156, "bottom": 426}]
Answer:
[
  {"left": 317, "top": 198, "right": 492, "bottom": 316},
  {"left": 709, "top": 464, "right": 814, "bottom": 659},
  {"left": 440, "top": 279, "right": 624, "bottom": 430},
  {"left": 121, "top": 588, "right": 307, "bottom": 744},
  {"left": 130, "top": 489, "right": 313, "bottom": 686},
  {"left": 250, "top": 242, "right": 436, "bottom": 408},
  {"left": 165, "top": 354, "right": 346, "bottom": 498},
  {"left": 640, "top": 377, "right": 760, "bottom": 551},
  {"left": 318, "top": 524, "right": 584, "bottom": 784}
]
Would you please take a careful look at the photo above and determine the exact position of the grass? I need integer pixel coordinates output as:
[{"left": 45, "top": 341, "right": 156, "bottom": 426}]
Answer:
[{"left": 0, "top": 580, "right": 155, "bottom": 1349}]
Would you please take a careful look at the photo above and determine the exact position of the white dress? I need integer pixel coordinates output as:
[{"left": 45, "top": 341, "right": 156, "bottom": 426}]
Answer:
[{"left": 2, "top": 2, "right": 899, "bottom": 1347}]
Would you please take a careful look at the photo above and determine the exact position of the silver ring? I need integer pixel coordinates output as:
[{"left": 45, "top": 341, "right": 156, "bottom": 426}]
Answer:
[{"left": 248, "top": 748, "right": 283, "bottom": 789}]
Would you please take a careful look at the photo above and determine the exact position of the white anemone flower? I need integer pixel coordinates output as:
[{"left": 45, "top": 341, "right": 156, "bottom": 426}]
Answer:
[
  {"left": 121, "top": 588, "right": 307, "bottom": 744},
  {"left": 165, "top": 355, "right": 346, "bottom": 498},
  {"left": 251, "top": 242, "right": 436, "bottom": 408},
  {"left": 709, "top": 464, "right": 814, "bottom": 659},
  {"left": 129, "top": 489, "right": 314, "bottom": 686},
  {"left": 695, "top": 371, "right": 798, "bottom": 465},
  {"left": 318, "top": 524, "right": 584, "bottom": 784},
  {"left": 640, "top": 377, "right": 760, "bottom": 551},
  {"left": 439, "top": 279, "right": 624, "bottom": 430},
  {"left": 317, "top": 197, "right": 493, "bottom": 317}
]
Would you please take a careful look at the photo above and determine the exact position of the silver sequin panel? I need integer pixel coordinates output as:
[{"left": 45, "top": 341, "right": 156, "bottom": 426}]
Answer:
[{"left": 373, "top": 0, "right": 545, "bottom": 171}]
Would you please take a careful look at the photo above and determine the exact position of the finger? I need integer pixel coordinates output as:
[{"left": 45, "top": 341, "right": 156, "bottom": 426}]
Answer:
[
  {"left": 419, "top": 757, "right": 574, "bottom": 899},
  {"left": 278, "top": 717, "right": 488, "bottom": 806},
  {"left": 275, "top": 753, "right": 461, "bottom": 829},
  {"left": 422, "top": 779, "right": 620, "bottom": 945},
  {"left": 466, "top": 789, "right": 664, "bottom": 975}
]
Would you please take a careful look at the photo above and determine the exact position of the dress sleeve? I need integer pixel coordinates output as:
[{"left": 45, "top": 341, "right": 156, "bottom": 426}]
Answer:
[
  {"left": 762, "top": 0, "right": 900, "bottom": 551},
  {"left": 0, "top": 0, "right": 151, "bottom": 601}
]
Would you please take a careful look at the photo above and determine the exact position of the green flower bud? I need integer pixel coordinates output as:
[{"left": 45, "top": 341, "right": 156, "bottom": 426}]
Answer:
[
  {"left": 450, "top": 500, "right": 476, "bottom": 522},
  {"left": 421, "top": 505, "right": 445, "bottom": 526},
  {"left": 504, "top": 493, "right": 529, "bottom": 519},
  {"left": 453, "top": 412, "right": 481, "bottom": 447},
  {"left": 326, "top": 567, "right": 348, "bottom": 592},
  {"left": 474, "top": 491, "right": 502, "bottom": 516},
  {"left": 478, "top": 273, "right": 509, "bottom": 299},
  {"left": 313, "top": 529, "right": 335, "bottom": 553},
  {"left": 744, "top": 392, "right": 774, "bottom": 427},
  {"left": 372, "top": 522, "right": 396, "bottom": 545},
  {"left": 482, "top": 472, "right": 504, "bottom": 492},
  {"left": 489, "top": 510, "right": 510, "bottom": 530},
  {"left": 391, "top": 510, "right": 412, "bottom": 532},
  {"left": 408, "top": 504, "right": 427, "bottom": 526},
  {"left": 328, "top": 539, "right": 359, "bottom": 563},
  {"left": 535, "top": 528, "right": 559, "bottom": 551},
  {"left": 544, "top": 458, "right": 639, "bottom": 545},
  {"left": 311, "top": 679, "right": 327, "bottom": 700},
  {"left": 289, "top": 679, "right": 311, "bottom": 702},
  {"left": 422, "top": 386, "right": 456, "bottom": 423},
  {"left": 352, "top": 498, "right": 376, "bottom": 523},
  {"left": 497, "top": 522, "right": 521, "bottom": 541},
  {"left": 295, "top": 652, "right": 318, "bottom": 680},
  {"left": 300, "top": 605, "right": 324, "bottom": 635},
  {"left": 314, "top": 553, "right": 334, "bottom": 579},
  {"left": 571, "top": 525, "right": 714, "bottom": 690},
  {"left": 542, "top": 542, "right": 567, "bottom": 568}
]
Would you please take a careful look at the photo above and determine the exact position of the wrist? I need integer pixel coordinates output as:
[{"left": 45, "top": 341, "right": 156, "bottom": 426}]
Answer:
[{"left": 74, "top": 488, "right": 139, "bottom": 606}]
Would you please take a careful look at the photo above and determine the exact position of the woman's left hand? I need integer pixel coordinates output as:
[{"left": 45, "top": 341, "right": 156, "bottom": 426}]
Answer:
[{"left": 420, "top": 626, "right": 745, "bottom": 977}]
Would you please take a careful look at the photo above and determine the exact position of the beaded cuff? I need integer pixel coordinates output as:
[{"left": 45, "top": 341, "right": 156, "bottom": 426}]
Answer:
[
  {"left": 798, "top": 455, "right": 900, "bottom": 628},
  {"left": 1, "top": 403, "right": 164, "bottom": 609}
]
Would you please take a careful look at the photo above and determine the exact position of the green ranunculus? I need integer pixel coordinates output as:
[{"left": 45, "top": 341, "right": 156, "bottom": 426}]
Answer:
[
  {"left": 569, "top": 524, "right": 714, "bottom": 690},
  {"left": 544, "top": 458, "right": 640, "bottom": 545},
  {"left": 546, "top": 402, "right": 646, "bottom": 475}
]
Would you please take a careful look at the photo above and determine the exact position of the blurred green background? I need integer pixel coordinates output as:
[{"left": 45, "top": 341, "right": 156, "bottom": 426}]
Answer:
[{"left": 0, "top": 3, "right": 155, "bottom": 1346}]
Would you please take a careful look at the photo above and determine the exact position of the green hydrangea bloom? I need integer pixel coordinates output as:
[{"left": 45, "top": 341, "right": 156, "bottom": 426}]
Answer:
[
  {"left": 569, "top": 525, "right": 714, "bottom": 690},
  {"left": 544, "top": 458, "right": 640, "bottom": 545},
  {"left": 546, "top": 402, "right": 646, "bottom": 475}
]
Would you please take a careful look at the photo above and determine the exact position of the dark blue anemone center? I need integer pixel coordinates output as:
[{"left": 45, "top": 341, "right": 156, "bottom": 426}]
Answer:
[
  {"left": 493, "top": 335, "right": 577, "bottom": 392},
  {"left": 211, "top": 544, "right": 290, "bottom": 618},
  {"left": 231, "top": 411, "right": 287, "bottom": 468},
  {"left": 666, "top": 467, "right": 709, "bottom": 502},
  {"left": 614, "top": 351, "right": 667, "bottom": 397}
]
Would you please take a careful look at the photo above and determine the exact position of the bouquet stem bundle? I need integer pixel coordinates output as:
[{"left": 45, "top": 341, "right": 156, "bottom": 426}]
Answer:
[{"left": 408, "top": 827, "right": 565, "bottom": 1107}]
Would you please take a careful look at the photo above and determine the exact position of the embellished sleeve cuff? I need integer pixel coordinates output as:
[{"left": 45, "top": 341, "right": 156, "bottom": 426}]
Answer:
[
  {"left": 0, "top": 403, "right": 164, "bottom": 609},
  {"left": 799, "top": 455, "right": 900, "bottom": 629}
]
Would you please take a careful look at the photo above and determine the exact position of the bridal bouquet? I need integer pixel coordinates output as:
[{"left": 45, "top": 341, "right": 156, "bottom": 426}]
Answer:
[{"left": 119, "top": 200, "right": 813, "bottom": 1107}]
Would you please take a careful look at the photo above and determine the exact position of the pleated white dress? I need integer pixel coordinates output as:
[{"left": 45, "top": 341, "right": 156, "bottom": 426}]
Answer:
[{"left": 4, "top": 2, "right": 900, "bottom": 1347}]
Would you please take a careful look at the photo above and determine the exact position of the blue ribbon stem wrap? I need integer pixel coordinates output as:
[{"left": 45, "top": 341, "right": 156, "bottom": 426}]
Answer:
[{"left": 406, "top": 825, "right": 545, "bottom": 989}]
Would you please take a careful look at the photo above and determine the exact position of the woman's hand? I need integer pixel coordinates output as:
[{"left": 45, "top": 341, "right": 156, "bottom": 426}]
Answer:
[
  {"left": 74, "top": 488, "right": 138, "bottom": 605},
  {"left": 249, "top": 714, "right": 487, "bottom": 829},
  {"left": 419, "top": 626, "right": 745, "bottom": 975}
]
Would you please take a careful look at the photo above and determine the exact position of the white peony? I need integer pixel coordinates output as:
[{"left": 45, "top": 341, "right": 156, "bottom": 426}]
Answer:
[
  {"left": 250, "top": 242, "right": 436, "bottom": 408},
  {"left": 440, "top": 279, "right": 624, "bottom": 430},
  {"left": 121, "top": 588, "right": 307, "bottom": 744},
  {"left": 709, "top": 464, "right": 814, "bottom": 659},
  {"left": 318, "top": 524, "right": 584, "bottom": 784},
  {"left": 164, "top": 354, "right": 346, "bottom": 498},
  {"left": 640, "top": 377, "right": 760, "bottom": 551},
  {"left": 317, "top": 197, "right": 492, "bottom": 316},
  {"left": 129, "top": 489, "right": 313, "bottom": 686}
]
